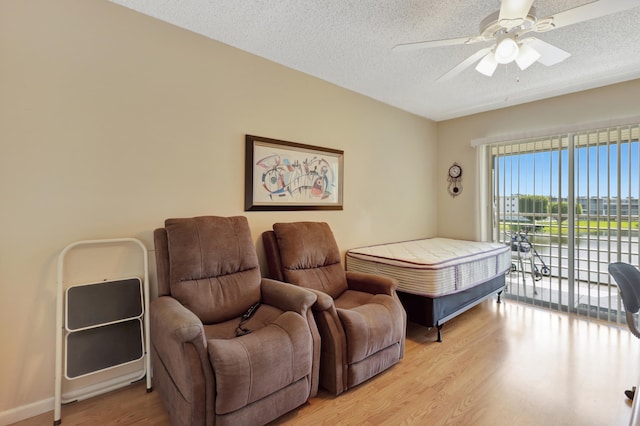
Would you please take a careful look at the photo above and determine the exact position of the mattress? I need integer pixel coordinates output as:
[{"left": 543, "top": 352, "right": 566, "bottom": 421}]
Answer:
[{"left": 346, "top": 238, "right": 511, "bottom": 297}]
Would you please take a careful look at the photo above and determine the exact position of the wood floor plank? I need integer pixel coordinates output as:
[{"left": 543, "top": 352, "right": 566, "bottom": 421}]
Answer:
[{"left": 12, "top": 300, "right": 639, "bottom": 425}]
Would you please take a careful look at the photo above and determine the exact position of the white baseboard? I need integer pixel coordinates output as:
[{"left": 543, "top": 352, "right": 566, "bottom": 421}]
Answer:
[{"left": 0, "top": 397, "right": 53, "bottom": 426}]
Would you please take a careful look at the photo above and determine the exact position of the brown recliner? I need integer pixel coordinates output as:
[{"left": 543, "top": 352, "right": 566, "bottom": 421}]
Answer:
[
  {"left": 151, "top": 216, "right": 320, "bottom": 426},
  {"left": 262, "top": 221, "right": 406, "bottom": 395}
]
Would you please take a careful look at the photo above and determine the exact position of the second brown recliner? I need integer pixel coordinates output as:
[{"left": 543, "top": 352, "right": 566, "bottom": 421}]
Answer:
[{"left": 262, "top": 221, "right": 406, "bottom": 395}]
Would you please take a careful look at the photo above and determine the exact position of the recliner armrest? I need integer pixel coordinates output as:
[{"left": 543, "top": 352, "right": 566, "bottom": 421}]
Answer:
[
  {"left": 306, "top": 288, "right": 335, "bottom": 312},
  {"left": 150, "top": 296, "right": 211, "bottom": 400},
  {"left": 345, "top": 270, "right": 398, "bottom": 296},
  {"left": 152, "top": 296, "right": 207, "bottom": 345},
  {"left": 261, "top": 278, "right": 323, "bottom": 398},
  {"left": 261, "top": 278, "right": 317, "bottom": 315}
]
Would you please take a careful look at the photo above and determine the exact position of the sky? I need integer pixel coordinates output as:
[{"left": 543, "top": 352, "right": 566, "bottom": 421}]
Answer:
[{"left": 495, "top": 141, "right": 640, "bottom": 199}]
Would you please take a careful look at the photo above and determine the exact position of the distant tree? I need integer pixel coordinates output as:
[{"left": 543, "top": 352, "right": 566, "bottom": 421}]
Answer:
[
  {"left": 549, "top": 201, "right": 583, "bottom": 221},
  {"left": 518, "top": 195, "right": 549, "bottom": 221}
]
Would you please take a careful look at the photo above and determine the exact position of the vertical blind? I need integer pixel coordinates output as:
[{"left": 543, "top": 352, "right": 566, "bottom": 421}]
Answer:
[{"left": 487, "top": 123, "right": 640, "bottom": 323}]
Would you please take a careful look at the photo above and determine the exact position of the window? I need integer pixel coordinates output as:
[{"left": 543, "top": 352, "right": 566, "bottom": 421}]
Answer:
[{"left": 482, "top": 123, "right": 640, "bottom": 322}]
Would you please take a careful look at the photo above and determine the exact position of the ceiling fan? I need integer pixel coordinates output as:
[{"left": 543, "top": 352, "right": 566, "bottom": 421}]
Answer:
[{"left": 393, "top": 0, "right": 640, "bottom": 81}]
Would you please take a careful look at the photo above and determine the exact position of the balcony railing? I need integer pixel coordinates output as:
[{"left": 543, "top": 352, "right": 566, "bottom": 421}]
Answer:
[{"left": 500, "top": 221, "right": 638, "bottom": 324}]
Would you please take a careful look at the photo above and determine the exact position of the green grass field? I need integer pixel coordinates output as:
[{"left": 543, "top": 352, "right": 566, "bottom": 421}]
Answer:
[{"left": 502, "top": 219, "right": 638, "bottom": 236}]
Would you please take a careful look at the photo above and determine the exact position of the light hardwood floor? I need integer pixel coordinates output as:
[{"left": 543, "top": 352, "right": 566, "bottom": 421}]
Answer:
[{"left": 13, "top": 299, "right": 640, "bottom": 426}]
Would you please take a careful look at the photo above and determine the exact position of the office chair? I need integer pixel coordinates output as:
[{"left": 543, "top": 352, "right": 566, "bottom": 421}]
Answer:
[{"left": 608, "top": 262, "right": 640, "bottom": 401}]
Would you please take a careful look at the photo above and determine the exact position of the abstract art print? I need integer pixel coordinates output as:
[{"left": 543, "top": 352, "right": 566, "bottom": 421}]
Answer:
[{"left": 245, "top": 135, "right": 344, "bottom": 211}]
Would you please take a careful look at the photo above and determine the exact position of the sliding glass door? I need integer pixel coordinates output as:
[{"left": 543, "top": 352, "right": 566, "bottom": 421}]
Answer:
[{"left": 487, "top": 124, "right": 640, "bottom": 322}]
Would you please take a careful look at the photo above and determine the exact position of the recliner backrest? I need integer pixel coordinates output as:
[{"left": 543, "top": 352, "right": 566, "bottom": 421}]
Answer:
[
  {"left": 272, "top": 222, "right": 348, "bottom": 299},
  {"left": 160, "top": 216, "right": 261, "bottom": 324}
]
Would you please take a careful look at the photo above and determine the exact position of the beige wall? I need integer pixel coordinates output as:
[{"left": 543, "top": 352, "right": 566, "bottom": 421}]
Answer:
[
  {"left": 437, "top": 79, "right": 640, "bottom": 240},
  {"left": 0, "top": 0, "right": 437, "bottom": 420},
  {"left": 4, "top": 0, "right": 640, "bottom": 422}
]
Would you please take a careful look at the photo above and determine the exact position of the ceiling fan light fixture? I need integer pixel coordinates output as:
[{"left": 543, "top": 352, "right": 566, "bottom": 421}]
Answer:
[
  {"left": 475, "top": 52, "right": 499, "bottom": 77},
  {"left": 494, "top": 37, "right": 519, "bottom": 64},
  {"left": 515, "top": 42, "right": 541, "bottom": 70}
]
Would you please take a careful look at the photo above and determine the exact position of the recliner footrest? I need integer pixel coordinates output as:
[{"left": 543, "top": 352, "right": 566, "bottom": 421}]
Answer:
[{"left": 208, "top": 311, "right": 312, "bottom": 414}]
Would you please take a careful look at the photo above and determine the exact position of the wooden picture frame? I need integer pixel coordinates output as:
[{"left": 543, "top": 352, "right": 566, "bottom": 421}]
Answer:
[{"left": 245, "top": 135, "right": 344, "bottom": 211}]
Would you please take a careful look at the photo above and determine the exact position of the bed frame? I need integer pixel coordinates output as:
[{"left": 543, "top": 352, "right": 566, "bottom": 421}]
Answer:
[{"left": 396, "top": 274, "right": 505, "bottom": 342}]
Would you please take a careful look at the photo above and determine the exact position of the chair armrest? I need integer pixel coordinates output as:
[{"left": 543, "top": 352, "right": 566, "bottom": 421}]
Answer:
[
  {"left": 306, "top": 288, "right": 335, "bottom": 312},
  {"left": 627, "top": 311, "right": 640, "bottom": 339},
  {"left": 261, "top": 278, "right": 317, "bottom": 315},
  {"left": 151, "top": 296, "right": 207, "bottom": 345},
  {"left": 261, "top": 278, "right": 323, "bottom": 398},
  {"left": 150, "top": 296, "right": 211, "bottom": 398},
  {"left": 345, "top": 271, "right": 407, "bottom": 359},
  {"left": 345, "top": 270, "right": 398, "bottom": 296}
]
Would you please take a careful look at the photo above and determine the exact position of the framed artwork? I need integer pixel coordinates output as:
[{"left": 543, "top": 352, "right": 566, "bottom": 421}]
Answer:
[{"left": 245, "top": 135, "right": 344, "bottom": 211}]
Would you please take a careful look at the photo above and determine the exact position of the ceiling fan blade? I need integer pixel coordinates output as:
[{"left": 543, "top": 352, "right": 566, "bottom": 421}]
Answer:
[
  {"left": 392, "top": 35, "right": 485, "bottom": 52},
  {"left": 523, "top": 38, "right": 571, "bottom": 66},
  {"left": 499, "top": 0, "right": 535, "bottom": 28},
  {"left": 544, "top": 0, "right": 640, "bottom": 30},
  {"left": 438, "top": 47, "right": 493, "bottom": 82}
]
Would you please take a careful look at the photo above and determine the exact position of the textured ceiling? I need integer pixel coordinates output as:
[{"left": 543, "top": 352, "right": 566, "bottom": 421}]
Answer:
[{"left": 109, "top": 0, "right": 640, "bottom": 121}]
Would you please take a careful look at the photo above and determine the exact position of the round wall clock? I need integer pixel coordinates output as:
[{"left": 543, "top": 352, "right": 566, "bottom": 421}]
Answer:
[{"left": 448, "top": 162, "right": 463, "bottom": 197}]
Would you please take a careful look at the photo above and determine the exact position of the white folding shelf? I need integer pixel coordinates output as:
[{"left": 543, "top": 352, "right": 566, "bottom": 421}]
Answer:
[{"left": 54, "top": 238, "right": 151, "bottom": 425}]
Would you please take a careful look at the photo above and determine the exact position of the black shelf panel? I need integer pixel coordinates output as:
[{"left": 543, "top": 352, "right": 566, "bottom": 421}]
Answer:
[
  {"left": 66, "top": 319, "right": 143, "bottom": 379},
  {"left": 66, "top": 278, "right": 142, "bottom": 330}
]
